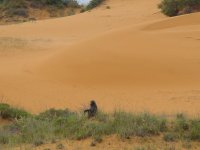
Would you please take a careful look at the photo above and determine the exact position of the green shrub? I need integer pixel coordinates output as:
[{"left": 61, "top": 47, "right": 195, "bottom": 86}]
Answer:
[
  {"left": 86, "top": 0, "right": 104, "bottom": 10},
  {"left": 159, "top": 0, "right": 200, "bottom": 16},
  {"left": 30, "top": 0, "right": 79, "bottom": 8},
  {"left": 0, "top": 0, "right": 82, "bottom": 22},
  {"left": 0, "top": 103, "right": 10, "bottom": 113},
  {"left": 158, "top": 0, "right": 179, "bottom": 17},
  {"left": 0, "top": 103, "right": 31, "bottom": 120}
]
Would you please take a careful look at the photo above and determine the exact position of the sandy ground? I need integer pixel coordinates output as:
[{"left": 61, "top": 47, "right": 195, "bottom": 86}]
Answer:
[
  {"left": 0, "top": 0, "right": 200, "bottom": 116},
  {"left": 11, "top": 136, "right": 200, "bottom": 150}
]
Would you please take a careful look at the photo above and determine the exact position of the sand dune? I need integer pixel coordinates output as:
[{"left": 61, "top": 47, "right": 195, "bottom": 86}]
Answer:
[
  {"left": 0, "top": 0, "right": 200, "bottom": 115},
  {"left": 144, "top": 12, "right": 200, "bottom": 30}
]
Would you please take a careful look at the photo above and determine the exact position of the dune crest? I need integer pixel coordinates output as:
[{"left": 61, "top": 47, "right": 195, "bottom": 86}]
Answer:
[{"left": 144, "top": 12, "right": 200, "bottom": 30}]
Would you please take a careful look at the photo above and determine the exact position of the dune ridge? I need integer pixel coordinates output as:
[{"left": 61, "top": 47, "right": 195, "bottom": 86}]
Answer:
[{"left": 144, "top": 12, "right": 200, "bottom": 30}]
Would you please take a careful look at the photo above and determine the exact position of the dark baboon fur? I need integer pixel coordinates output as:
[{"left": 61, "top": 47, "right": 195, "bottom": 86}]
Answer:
[{"left": 84, "top": 100, "right": 98, "bottom": 118}]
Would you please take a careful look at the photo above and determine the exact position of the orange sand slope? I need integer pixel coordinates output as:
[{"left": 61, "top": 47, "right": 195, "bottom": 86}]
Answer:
[{"left": 0, "top": 0, "right": 200, "bottom": 115}]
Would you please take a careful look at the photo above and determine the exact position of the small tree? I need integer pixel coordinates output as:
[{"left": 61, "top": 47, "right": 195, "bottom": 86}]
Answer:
[{"left": 159, "top": 0, "right": 200, "bottom": 17}]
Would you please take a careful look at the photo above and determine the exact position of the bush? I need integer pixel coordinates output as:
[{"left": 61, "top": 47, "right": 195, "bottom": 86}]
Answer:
[
  {"left": 86, "top": 0, "right": 104, "bottom": 10},
  {"left": 0, "top": 0, "right": 82, "bottom": 22},
  {"left": 30, "top": 0, "right": 79, "bottom": 8},
  {"left": 0, "top": 103, "right": 10, "bottom": 113},
  {"left": 159, "top": 0, "right": 200, "bottom": 16},
  {"left": 0, "top": 103, "right": 31, "bottom": 120},
  {"left": 158, "top": 0, "right": 179, "bottom": 17}
]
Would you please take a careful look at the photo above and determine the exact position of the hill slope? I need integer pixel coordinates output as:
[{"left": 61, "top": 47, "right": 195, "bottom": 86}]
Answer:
[{"left": 0, "top": 0, "right": 200, "bottom": 115}]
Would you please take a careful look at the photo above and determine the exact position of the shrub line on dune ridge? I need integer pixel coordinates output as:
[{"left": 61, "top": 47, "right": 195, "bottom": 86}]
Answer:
[
  {"left": 159, "top": 0, "right": 200, "bottom": 17},
  {"left": 0, "top": 103, "right": 200, "bottom": 147},
  {"left": 0, "top": 0, "right": 104, "bottom": 24}
]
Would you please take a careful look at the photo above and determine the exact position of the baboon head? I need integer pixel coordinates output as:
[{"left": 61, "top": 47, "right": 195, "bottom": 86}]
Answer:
[{"left": 90, "top": 100, "right": 96, "bottom": 107}]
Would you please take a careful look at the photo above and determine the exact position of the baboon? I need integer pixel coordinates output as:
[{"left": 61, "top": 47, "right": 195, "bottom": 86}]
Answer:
[{"left": 84, "top": 100, "right": 98, "bottom": 118}]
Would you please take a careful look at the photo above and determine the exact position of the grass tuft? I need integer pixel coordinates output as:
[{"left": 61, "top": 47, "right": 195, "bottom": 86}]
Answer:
[{"left": 113, "top": 111, "right": 167, "bottom": 138}]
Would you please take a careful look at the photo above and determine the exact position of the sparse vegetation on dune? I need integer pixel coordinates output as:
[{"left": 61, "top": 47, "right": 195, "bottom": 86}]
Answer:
[
  {"left": 0, "top": 0, "right": 104, "bottom": 24},
  {"left": 159, "top": 0, "right": 200, "bottom": 17},
  {"left": 0, "top": 0, "right": 81, "bottom": 24},
  {"left": 0, "top": 103, "right": 200, "bottom": 149},
  {"left": 80, "top": 0, "right": 104, "bottom": 12},
  {"left": 86, "top": 0, "right": 104, "bottom": 10}
]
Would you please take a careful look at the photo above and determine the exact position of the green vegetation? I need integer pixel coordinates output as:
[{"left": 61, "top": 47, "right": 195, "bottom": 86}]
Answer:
[
  {"left": 0, "top": 103, "right": 31, "bottom": 120},
  {"left": 0, "top": 0, "right": 81, "bottom": 23},
  {"left": 86, "top": 0, "right": 104, "bottom": 10},
  {"left": 0, "top": 103, "right": 200, "bottom": 148},
  {"left": 81, "top": 0, "right": 104, "bottom": 12},
  {"left": 112, "top": 111, "right": 166, "bottom": 138},
  {"left": 0, "top": 0, "right": 104, "bottom": 24},
  {"left": 159, "top": 0, "right": 200, "bottom": 17}
]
